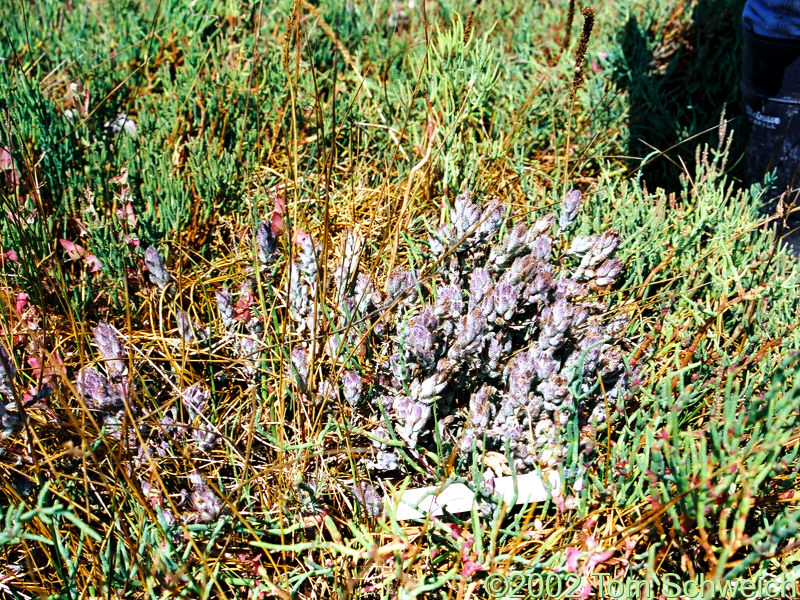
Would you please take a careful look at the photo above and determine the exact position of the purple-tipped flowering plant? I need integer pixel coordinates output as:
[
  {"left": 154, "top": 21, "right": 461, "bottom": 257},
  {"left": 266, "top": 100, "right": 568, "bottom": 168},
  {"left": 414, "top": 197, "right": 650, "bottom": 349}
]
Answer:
[
  {"left": 284, "top": 189, "right": 633, "bottom": 480},
  {"left": 144, "top": 246, "right": 170, "bottom": 290}
]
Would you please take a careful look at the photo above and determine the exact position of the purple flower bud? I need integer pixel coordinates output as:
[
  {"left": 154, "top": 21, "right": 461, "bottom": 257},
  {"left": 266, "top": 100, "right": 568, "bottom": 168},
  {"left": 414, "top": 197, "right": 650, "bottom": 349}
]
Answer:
[
  {"left": 216, "top": 290, "right": 235, "bottom": 330},
  {"left": 531, "top": 214, "right": 556, "bottom": 236},
  {"left": 503, "top": 255, "right": 538, "bottom": 286},
  {"left": 537, "top": 374, "right": 569, "bottom": 407},
  {"left": 385, "top": 267, "right": 416, "bottom": 300},
  {"left": 574, "top": 230, "right": 621, "bottom": 280},
  {"left": 93, "top": 321, "right": 126, "bottom": 378},
  {"left": 504, "top": 353, "right": 535, "bottom": 400},
  {"left": 527, "top": 234, "right": 552, "bottom": 261},
  {"left": 416, "top": 307, "right": 438, "bottom": 330},
  {"left": 523, "top": 264, "right": 554, "bottom": 304},
  {"left": 434, "top": 284, "right": 464, "bottom": 320},
  {"left": 183, "top": 383, "right": 210, "bottom": 420},
  {"left": 188, "top": 471, "right": 223, "bottom": 523},
  {"left": 469, "top": 268, "right": 493, "bottom": 308},
  {"left": 559, "top": 189, "right": 582, "bottom": 231},
  {"left": 291, "top": 346, "right": 309, "bottom": 386},
  {"left": 342, "top": 370, "right": 363, "bottom": 406},
  {"left": 572, "top": 306, "right": 588, "bottom": 328},
  {"left": 599, "top": 345, "right": 624, "bottom": 375},
  {"left": 256, "top": 221, "right": 278, "bottom": 268},
  {"left": 489, "top": 222, "right": 528, "bottom": 268},
  {"left": 567, "top": 235, "right": 597, "bottom": 257},
  {"left": 192, "top": 427, "right": 217, "bottom": 453},
  {"left": 395, "top": 399, "right": 430, "bottom": 446},
  {"left": 0, "top": 400, "right": 18, "bottom": 439},
  {"left": 540, "top": 298, "right": 573, "bottom": 350},
  {"left": 353, "top": 481, "right": 383, "bottom": 518},
  {"left": 452, "top": 190, "right": 481, "bottom": 237},
  {"left": 144, "top": 246, "right": 170, "bottom": 289},
  {"left": 552, "top": 296, "right": 573, "bottom": 325},
  {"left": 554, "top": 278, "right": 587, "bottom": 300},
  {"left": 237, "top": 336, "right": 260, "bottom": 375},
  {"left": 485, "top": 335, "right": 505, "bottom": 376},
  {"left": 388, "top": 352, "right": 405, "bottom": 384},
  {"left": 310, "top": 379, "right": 333, "bottom": 404},
  {"left": 530, "top": 347, "right": 559, "bottom": 380},
  {"left": 594, "top": 258, "right": 623, "bottom": 286},
  {"left": 0, "top": 344, "right": 16, "bottom": 399},
  {"left": 481, "top": 469, "right": 496, "bottom": 496},
  {"left": 492, "top": 281, "right": 518, "bottom": 321},
  {"left": 429, "top": 224, "right": 451, "bottom": 257},
  {"left": 75, "top": 367, "right": 122, "bottom": 411},
  {"left": 371, "top": 450, "right": 401, "bottom": 471},
  {"left": 478, "top": 199, "right": 507, "bottom": 238},
  {"left": 460, "top": 386, "right": 495, "bottom": 453},
  {"left": 408, "top": 324, "right": 435, "bottom": 364},
  {"left": 176, "top": 310, "right": 194, "bottom": 342},
  {"left": 568, "top": 336, "right": 604, "bottom": 377},
  {"left": 469, "top": 385, "right": 494, "bottom": 430},
  {"left": 451, "top": 308, "right": 486, "bottom": 356},
  {"left": 411, "top": 371, "right": 448, "bottom": 404}
]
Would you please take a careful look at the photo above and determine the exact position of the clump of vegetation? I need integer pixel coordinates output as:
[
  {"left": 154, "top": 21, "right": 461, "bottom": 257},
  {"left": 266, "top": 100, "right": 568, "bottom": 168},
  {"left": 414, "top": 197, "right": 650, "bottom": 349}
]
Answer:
[
  {"left": 1, "top": 0, "right": 799, "bottom": 598},
  {"left": 281, "top": 188, "right": 633, "bottom": 484}
]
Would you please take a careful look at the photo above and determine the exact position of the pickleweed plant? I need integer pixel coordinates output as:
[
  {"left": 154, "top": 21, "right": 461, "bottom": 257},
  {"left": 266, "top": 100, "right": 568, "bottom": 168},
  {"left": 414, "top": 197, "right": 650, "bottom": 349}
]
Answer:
[{"left": 287, "top": 190, "right": 634, "bottom": 479}]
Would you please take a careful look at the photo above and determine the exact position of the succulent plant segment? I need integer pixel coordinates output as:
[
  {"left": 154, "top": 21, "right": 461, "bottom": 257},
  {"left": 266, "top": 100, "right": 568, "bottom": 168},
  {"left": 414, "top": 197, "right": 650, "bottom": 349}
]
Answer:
[{"left": 287, "top": 190, "right": 632, "bottom": 477}]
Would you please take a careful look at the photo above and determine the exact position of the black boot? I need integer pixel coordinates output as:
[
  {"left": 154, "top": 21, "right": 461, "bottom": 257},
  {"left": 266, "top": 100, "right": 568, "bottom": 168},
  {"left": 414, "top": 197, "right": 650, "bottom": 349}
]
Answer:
[{"left": 741, "top": 27, "right": 800, "bottom": 214}]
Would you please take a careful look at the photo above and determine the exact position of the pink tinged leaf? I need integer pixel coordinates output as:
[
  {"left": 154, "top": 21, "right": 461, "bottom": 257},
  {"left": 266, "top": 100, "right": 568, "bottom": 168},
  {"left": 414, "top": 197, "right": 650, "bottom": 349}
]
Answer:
[
  {"left": 273, "top": 193, "right": 286, "bottom": 215},
  {"left": 234, "top": 293, "right": 254, "bottom": 323},
  {"left": 461, "top": 560, "right": 483, "bottom": 579},
  {"left": 624, "top": 538, "right": 637, "bottom": 554},
  {"left": 115, "top": 201, "right": 137, "bottom": 228},
  {"left": 59, "top": 239, "right": 87, "bottom": 261},
  {"left": 271, "top": 194, "right": 286, "bottom": 234},
  {"left": 109, "top": 167, "right": 129, "bottom": 186},
  {"left": 565, "top": 547, "right": 581, "bottom": 572},
  {"left": 15, "top": 293, "right": 28, "bottom": 316},
  {"left": 29, "top": 351, "right": 66, "bottom": 379},
  {"left": 0, "top": 147, "right": 19, "bottom": 184},
  {"left": 85, "top": 254, "right": 102, "bottom": 273},
  {"left": 446, "top": 523, "right": 464, "bottom": 539},
  {"left": 0, "top": 147, "right": 13, "bottom": 170},
  {"left": 578, "top": 580, "right": 592, "bottom": 600},
  {"left": 271, "top": 214, "right": 285, "bottom": 236},
  {"left": 5, "top": 210, "right": 21, "bottom": 225},
  {"left": 586, "top": 549, "right": 614, "bottom": 572},
  {"left": 27, "top": 356, "right": 47, "bottom": 379},
  {"left": 292, "top": 229, "right": 310, "bottom": 246},
  {"left": 427, "top": 115, "right": 437, "bottom": 142},
  {"left": 1, "top": 251, "right": 18, "bottom": 263},
  {"left": 123, "top": 234, "right": 140, "bottom": 248}
]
